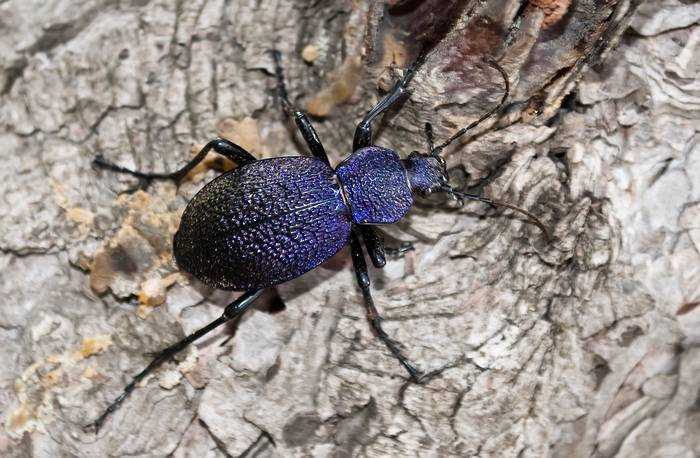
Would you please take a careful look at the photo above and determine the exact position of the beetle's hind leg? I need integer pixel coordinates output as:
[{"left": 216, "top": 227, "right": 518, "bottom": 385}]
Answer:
[
  {"left": 85, "top": 289, "right": 263, "bottom": 433},
  {"left": 271, "top": 50, "right": 330, "bottom": 166},
  {"left": 349, "top": 231, "right": 422, "bottom": 382},
  {"left": 93, "top": 138, "right": 256, "bottom": 184}
]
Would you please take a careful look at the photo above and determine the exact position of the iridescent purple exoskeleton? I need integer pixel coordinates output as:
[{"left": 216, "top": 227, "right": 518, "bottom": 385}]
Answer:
[
  {"left": 173, "top": 146, "right": 443, "bottom": 292},
  {"left": 89, "top": 50, "right": 549, "bottom": 432}
]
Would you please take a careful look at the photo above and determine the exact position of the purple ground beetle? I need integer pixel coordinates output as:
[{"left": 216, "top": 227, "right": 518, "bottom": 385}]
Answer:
[{"left": 89, "top": 50, "right": 549, "bottom": 431}]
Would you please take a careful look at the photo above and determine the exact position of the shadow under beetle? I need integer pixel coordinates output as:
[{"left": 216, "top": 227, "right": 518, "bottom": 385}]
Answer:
[{"left": 89, "top": 50, "right": 549, "bottom": 431}]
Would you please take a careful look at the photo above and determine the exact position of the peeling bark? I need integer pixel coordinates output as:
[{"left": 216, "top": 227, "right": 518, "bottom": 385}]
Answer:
[{"left": 1, "top": 1, "right": 699, "bottom": 457}]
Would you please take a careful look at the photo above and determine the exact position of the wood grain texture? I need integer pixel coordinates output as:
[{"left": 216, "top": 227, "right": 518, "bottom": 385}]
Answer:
[{"left": 1, "top": 0, "right": 698, "bottom": 456}]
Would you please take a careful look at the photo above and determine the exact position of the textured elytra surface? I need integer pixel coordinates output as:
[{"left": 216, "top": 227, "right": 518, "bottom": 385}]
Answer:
[
  {"left": 175, "top": 156, "right": 350, "bottom": 290},
  {"left": 336, "top": 146, "right": 413, "bottom": 224},
  {"left": 1, "top": 1, "right": 699, "bottom": 458}
]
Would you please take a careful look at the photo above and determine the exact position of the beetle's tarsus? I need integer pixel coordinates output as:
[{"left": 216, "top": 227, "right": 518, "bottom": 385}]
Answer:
[
  {"left": 270, "top": 49, "right": 293, "bottom": 115},
  {"left": 83, "top": 420, "right": 99, "bottom": 435},
  {"left": 84, "top": 414, "right": 107, "bottom": 435},
  {"left": 385, "top": 241, "right": 415, "bottom": 259},
  {"left": 92, "top": 154, "right": 128, "bottom": 174},
  {"left": 92, "top": 153, "right": 106, "bottom": 167},
  {"left": 401, "top": 359, "right": 422, "bottom": 382},
  {"left": 411, "top": 365, "right": 449, "bottom": 384},
  {"left": 410, "top": 371, "right": 427, "bottom": 384}
]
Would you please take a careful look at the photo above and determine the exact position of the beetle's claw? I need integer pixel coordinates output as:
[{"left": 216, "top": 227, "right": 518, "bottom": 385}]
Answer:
[
  {"left": 92, "top": 154, "right": 108, "bottom": 169},
  {"left": 82, "top": 418, "right": 103, "bottom": 435}
]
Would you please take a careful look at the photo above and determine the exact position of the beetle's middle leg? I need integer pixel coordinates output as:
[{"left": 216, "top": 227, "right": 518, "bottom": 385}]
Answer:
[
  {"left": 349, "top": 230, "right": 421, "bottom": 382},
  {"left": 93, "top": 138, "right": 256, "bottom": 184},
  {"left": 384, "top": 241, "right": 415, "bottom": 258},
  {"left": 271, "top": 50, "right": 330, "bottom": 166},
  {"left": 358, "top": 226, "right": 416, "bottom": 266},
  {"left": 357, "top": 226, "right": 387, "bottom": 268}
]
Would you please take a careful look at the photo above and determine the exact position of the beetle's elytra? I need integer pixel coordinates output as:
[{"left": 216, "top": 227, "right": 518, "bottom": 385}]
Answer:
[{"left": 88, "top": 49, "right": 549, "bottom": 432}]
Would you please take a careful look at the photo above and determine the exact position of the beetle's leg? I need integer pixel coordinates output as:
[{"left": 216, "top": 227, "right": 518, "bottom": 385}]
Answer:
[
  {"left": 352, "top": 52, "right": 427, "bottom": 151},
  {"left": 85, "top": 289, "right": 263, "bottom": 433},
  {"left": 359, "top": 227, "right": 416, "bottom": 265},
  {"left": 350, "top": 53, "right": 426, "bottom": 262},
  {"left": 218, "top": 289, "right": 286, "bottom": 347},
  {"left": 349, "top": 230, "right": 421, "bottom": 381},
  {"left": 385, "top": 241, "right": 415, "bottom": 258},
  {"left": 271, "top": 50, "right": 330, "bottom": 167},
  {"left": 93, "top": 138, "right": 256, "bottom": 184},
  {"left": 424, "top": 122, "right": 436, "bottom": 152},
  {"left": 358, "top": 226, "right": 386, "bottom": 268}
]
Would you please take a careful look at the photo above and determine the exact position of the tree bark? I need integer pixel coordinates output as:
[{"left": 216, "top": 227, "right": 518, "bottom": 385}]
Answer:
[{"left": 1, "top": 0, "right": 698, "bottom": 456}]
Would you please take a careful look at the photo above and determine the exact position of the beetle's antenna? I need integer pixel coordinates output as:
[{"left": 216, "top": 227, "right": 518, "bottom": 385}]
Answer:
[
  {"left": 424, "top": 122, "right": 435, "bottom": 153},
  {"left": 426, "top": 61, "right": 547, "bottom": 240},
  {"left": 430, "top": 58, "right": 510, "bottom": 159},
  {"left": 444, "top": 186, "right": 550, "bottom": 241},
  {"left": 424, "top": 121, "right": 448, "bottom": 173}
]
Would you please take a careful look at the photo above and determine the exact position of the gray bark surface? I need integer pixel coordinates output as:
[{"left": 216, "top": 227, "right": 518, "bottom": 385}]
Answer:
[{"left": 1, "top": 1, "right": 698, "bottom": 457}]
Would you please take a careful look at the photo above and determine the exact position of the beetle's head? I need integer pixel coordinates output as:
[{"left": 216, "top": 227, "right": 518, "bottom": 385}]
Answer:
[
  {"left": 403, "top": 58, "right": 512, "bottom": 199},
  {"left": 402, "top": 120, "right": 462, "bottom": 199},
  {"left": 403, "top": 151, "right": 449, "bottom": 197},
  {"left": 403, "top": 147, "right": 551, "bottom": 241},
  {"left": 398, "top": 61, "right": 550, "bottom": 240}
]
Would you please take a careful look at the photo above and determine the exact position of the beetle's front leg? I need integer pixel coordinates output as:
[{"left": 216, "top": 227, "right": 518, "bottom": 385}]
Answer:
[
  {"left": 352, "top": 52, "right": 427, "bottom": 151},
  {"left": 349, "top": 230, "right": 421, "bottom": 381},
  {"left": 384, "top": 241, "right": 415, "bottom": 258}
]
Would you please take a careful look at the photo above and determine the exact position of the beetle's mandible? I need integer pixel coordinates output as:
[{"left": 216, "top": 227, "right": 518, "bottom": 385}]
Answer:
[{"left": 88, "top": 49, "right": 549, "bottom": 432}]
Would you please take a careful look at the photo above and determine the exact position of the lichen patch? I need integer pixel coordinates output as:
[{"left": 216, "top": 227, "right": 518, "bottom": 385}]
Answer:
[
  {"left": 89, "top": 190, "right": 181, "bottom": 299},
  {"left": 78, "top": 335, "right": 113, "bottom": 359},
  {"left": 306, "top": 56, "right": 363, "bottom": 117}
]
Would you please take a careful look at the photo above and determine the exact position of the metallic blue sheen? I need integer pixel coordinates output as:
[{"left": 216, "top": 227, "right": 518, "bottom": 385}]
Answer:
[
  {"left": 174, "top": 156, "right": 351, "bottom": 290},
  {"left": 402, "top": 152, "right": 445, "bottom": 195},
  {"left": 335, "top": 147, "right": 413, "bottom": 224}
]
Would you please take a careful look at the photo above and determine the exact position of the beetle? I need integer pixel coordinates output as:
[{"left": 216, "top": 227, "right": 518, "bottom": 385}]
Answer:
[{"left": 88, "top": 50, "right": 549, "bottom": 431}]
